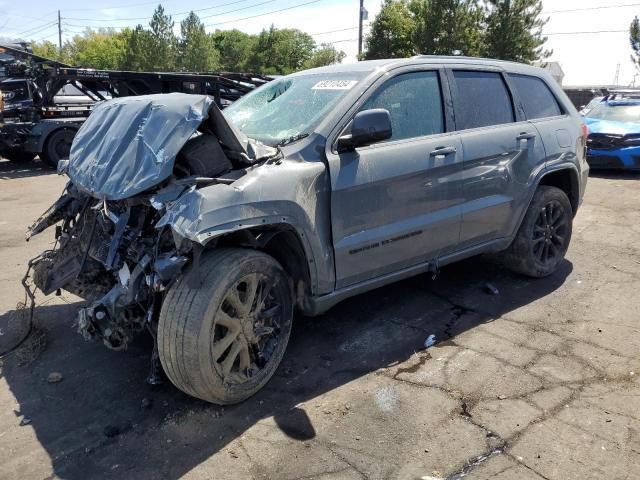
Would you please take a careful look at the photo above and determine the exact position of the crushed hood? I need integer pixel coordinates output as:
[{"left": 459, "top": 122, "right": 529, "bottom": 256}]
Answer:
[{"left": 68, "top": 93, "right": 261, "bottom": 200}]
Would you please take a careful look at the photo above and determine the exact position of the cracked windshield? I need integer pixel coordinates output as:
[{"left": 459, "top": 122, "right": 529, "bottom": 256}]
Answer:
[{"left": 224, "top": 73, "right": 366, "bottom": 145}]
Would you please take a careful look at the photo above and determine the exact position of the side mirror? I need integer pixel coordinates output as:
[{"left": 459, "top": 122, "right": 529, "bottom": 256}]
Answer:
[{"left": 337, "top": 108, "right": 392, "bottom": 152}]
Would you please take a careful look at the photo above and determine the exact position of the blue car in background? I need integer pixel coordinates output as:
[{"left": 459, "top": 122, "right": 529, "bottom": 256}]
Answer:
[{"left": 584, "top": 99, "right": 640, "bottom": 170}]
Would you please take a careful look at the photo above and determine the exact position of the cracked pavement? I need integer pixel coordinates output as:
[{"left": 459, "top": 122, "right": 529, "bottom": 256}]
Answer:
[{"left": 0, "top": 159, "right": 639, "bottom": 480}]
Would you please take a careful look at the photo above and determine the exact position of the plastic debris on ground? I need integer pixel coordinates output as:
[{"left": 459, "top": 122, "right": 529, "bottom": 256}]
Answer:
[
  {"left": 423, "top": 334, "right": 437, "bottom": 349},
  {"left": 47, "top": 372, "right": 63, "bottom": 383}
]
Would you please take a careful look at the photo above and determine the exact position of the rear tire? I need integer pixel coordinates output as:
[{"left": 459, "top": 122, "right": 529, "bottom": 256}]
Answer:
[
  {"left": 158, "top": 248, "right": 294, "bottom": 404},
  {"left": 502, "top": 186, "right": 573, "bottom": 278},
  {"left": 40, "top": 129, "right": 75, "bottom": 168}
]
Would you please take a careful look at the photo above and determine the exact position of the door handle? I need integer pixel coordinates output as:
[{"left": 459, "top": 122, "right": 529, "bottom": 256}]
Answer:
[
  {"left": 429, "top": 146, "right": 457, "bottom": 156},
  {"left": 516, "top": 132, "right": 536, "bottom": 141}
]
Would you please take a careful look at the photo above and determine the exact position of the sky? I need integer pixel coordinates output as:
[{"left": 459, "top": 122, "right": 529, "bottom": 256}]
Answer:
[{"left": 0, "top": 0, "right": 638, "bottom": 86}]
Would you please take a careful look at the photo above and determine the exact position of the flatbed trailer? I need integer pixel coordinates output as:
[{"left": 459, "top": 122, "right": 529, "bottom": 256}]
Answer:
[{"left": 0, "top": 44, "right": 270, "bottom": 166}]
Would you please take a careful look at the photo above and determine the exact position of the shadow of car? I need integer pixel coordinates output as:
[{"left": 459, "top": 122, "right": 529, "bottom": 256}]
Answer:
[{"left": 1, "top": 255, "right": 572, "bottom": 479}]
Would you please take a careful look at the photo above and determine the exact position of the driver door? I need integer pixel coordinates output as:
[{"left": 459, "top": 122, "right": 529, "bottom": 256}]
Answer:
[{"left": 326, "top": 69, "right": 464, "bottom": 289}]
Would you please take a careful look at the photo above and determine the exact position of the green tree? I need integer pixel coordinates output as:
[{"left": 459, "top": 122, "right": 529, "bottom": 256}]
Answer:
[
  {"left": 64, "top": 28, "right": 128, "bottom": 69},
  {"left": 121, "top": 25, "right": 155, "bottom": 70},
  {"left": 178, "top": 12, "right": 219, "bottom": 71},
  {"left": 410, "top": 0, "right": 484, "bottom": 56},
  {"left": 212, "top": 29, "right": 256, "bottom": 71},
  {"left": 249, "top": 26, "right": 316, "bottom": 74},
  {"left": 304, "top": 43, "right": 346, "bottom": 68},
  {"left": 148, "top": 4, "right": 177, "bottom": 70},
  {"left": 630, "top": 16, "right": 640, "bottom": 71},
  {"left": 364, "top": 0, "right": 416, "bottom": 59},
  {"left": 31, "top": 40, "right": 64, "bottom": 62},
  {"left": 483, "top": 0, "right": 550, "bottom": 62}
]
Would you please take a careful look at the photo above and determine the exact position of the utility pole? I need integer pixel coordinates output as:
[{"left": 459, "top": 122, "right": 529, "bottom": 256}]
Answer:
[
  {"left": 57, "top": 10, "right": 63, "bottom": 54},
  {"left": 357, "top": 0, "right": 364, "bottom": 59},
  {"left": 613, "top": 62, "right": 620, "bottom": 86}
]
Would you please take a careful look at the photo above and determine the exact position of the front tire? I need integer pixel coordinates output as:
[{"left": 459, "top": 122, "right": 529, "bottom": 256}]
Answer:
[
  {"left": 503, "top": 186, "right": 573, "bottom": 278},
  {"left": 158, "top": 248, "right": 293, "bottom": 404}
]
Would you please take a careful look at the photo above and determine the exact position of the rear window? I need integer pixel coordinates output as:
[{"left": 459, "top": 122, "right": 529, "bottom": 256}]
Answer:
[
  {"left": 452, "top": 70, "right": 514, "bottom": 130},
  {"left": 510, "top": 74, "right": 562, "bottom": 119}
]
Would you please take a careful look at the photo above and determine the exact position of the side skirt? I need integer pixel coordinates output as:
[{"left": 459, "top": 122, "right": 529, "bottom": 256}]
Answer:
[{"left": 305, "top": 236, "right": 512, "bottom": 316}]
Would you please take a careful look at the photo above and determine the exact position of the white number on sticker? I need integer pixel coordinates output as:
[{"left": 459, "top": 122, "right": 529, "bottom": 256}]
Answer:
[{"left": 311, "top": 80, "right": 358, "bottom": 90}]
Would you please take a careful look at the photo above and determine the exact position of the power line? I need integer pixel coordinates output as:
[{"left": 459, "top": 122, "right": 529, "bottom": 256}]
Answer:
[
  {"left": 64, "top": 0, "right": 326, "bottom": 28},
  {"left": 199, "top": 0, "right": 278, "bottom": 20},
  {"left": 64, "top": 0, "right": 253, "bottom": 22},
  {"left": 63, "top": 0, "right": 328, "bottom": 35},
  {"left": 31, "top": 31, "right": 61, "bottom": 42},
  {"left": 544, "top": 29, "right": 627, "bottom": 36},
  {"left": 14, "top": 21, "right": 58, "bottom": 38},
  {"left": 327, "top": 38, "right": 357, "bottom": 44},
  {"left": 1, "top": 12, "right": 56, "bottom": 21},
  {"left": 61, "top": 0, "right": 181, "bottom": 12},
  {"left": 204, "top": 0, "right": 325, "bottom": 27},
  {"left": 310, "top": 26, "right": 359, "bottom": 36},
  {"left": 4, "top": 15, "right": 57, "bottom": 35},
  {"left": 56, "top": 0, "right": 640, "bottom": 23},
  {"left": 544, "top": 2, "right": 640, "bottom": 14}
]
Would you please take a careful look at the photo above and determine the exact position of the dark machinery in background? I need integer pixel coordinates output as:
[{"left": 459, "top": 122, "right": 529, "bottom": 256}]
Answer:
[
  {"left": 0, "top": 43, "right": 270, "bottom": 165},
  {"left": 562, "top": 87, "right": 610, "bottom": 110}
]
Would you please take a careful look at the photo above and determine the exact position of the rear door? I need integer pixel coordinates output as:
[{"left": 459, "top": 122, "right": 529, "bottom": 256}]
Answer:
[
  {"left": 508, "top": 73, "right": 578, "bottom": 170},
  {"left": 326, "top": 68, "right": 464, "bottom": 288},
  {"left": 447, "top": 68, "right": 546, "bottom": 247}
]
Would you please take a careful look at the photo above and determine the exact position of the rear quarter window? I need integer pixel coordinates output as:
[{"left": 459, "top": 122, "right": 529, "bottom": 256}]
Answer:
[
  {"left": 451, "top": 70, "right": 515, "bottom": 130},
  {"left": 510, "top": 74, "right": 563, "bottom": 119}
]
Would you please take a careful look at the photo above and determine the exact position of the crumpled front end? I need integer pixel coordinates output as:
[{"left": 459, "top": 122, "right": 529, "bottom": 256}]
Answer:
[
  {"left": 24, "top": 92, "right": 278, "bottom": 353},
  {"left": 27, "top": 181, "right": 194, "bottom": 351}
]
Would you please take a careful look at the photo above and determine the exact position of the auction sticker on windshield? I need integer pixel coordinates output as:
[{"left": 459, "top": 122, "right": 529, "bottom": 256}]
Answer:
[{"left": 311, "top": 80, "right": 358, "bottom": 90}]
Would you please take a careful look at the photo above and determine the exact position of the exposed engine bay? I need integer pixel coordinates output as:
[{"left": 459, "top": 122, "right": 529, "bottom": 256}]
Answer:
[
  {"left": 24, "top": 93, "right": 279, "bottom": 375},
  {"left": 28, "top": 182, "right": 189, "bottom": 352}
]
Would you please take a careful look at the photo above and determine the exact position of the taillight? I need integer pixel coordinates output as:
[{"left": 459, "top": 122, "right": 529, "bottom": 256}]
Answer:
[{"left": 581, "top": 123, "right": 589, "bottom": 138}]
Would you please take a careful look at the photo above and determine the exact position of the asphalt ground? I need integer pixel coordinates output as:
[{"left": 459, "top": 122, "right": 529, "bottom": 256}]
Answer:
[{"left": 0, "top": 157, "right": 638, "bottom": 480}]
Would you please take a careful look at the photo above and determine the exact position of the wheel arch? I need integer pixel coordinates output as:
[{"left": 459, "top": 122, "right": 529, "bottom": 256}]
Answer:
[
  {"left": 537, "top": 166, "right": 580, "bottom": 216},
  {"left": 507, "top": 163, "right": 581, "bottom": 248},
  {"left": 203, "top": 223, "right": 315, "bottom": 312},
  {"left": 26, "top": 122, "right": 80, "bottom": 154}
]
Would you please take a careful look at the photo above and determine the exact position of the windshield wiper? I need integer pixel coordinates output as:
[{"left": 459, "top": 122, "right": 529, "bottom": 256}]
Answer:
[{"left": 275, "top": 132, "right": 310, "bottom": 146}]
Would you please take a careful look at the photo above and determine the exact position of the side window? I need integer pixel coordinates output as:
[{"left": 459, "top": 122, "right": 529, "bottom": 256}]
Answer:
[
  {"left": 452, "top": 70, "right": 514, "bottom": 130},
  {"left": 360, "top": 71, "right": 444, "bottom": 142},
  {"left": 510, "top": 74, "right": 563, "bottom": 120}
]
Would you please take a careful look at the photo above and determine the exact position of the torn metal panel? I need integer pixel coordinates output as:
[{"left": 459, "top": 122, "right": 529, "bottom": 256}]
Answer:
[{"left": 156, "top": 151, "right": 335, "bottom": 294}]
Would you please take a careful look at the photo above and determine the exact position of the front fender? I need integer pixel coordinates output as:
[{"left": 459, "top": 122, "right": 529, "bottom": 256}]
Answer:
[{"left": 157, "top": 159, "right": 335, "bottom": 295}]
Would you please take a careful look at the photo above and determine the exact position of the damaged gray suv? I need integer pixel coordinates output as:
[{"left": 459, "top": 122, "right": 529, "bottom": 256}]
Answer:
[{"left": 26, "top": 57, "right": 588, "bottom": 404}]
